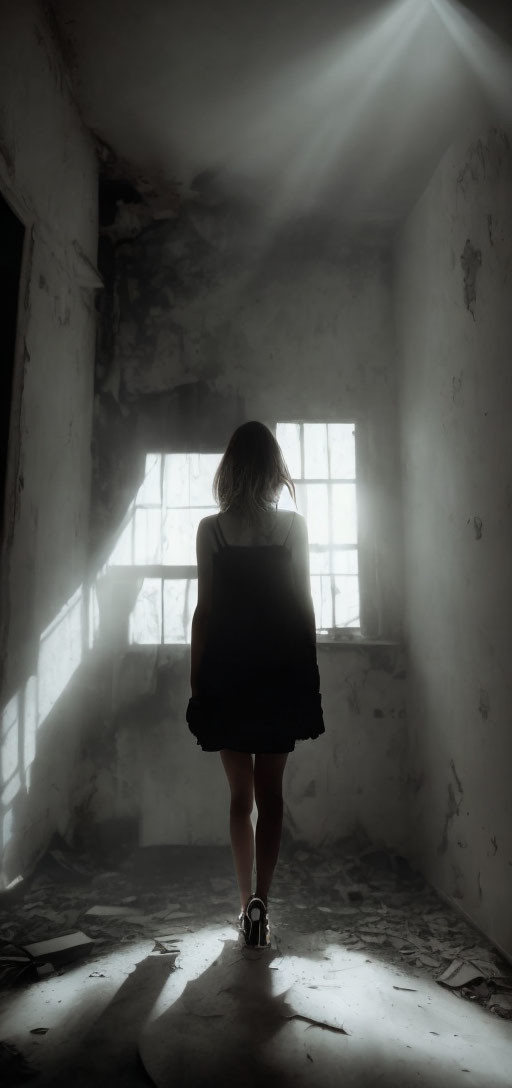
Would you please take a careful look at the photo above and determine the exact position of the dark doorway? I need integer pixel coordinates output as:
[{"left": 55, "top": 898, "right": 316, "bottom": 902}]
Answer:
[{"left": 0, "top": 193, "right": 25, "bottom": 533}]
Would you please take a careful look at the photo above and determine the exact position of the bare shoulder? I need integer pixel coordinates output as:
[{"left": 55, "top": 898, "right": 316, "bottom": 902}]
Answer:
[
  {"left": 286, "top": 510, "right": 307, "bottom": 535},
  {"left": 197, "top": 513, "right": 218, "bottom": 532},
  {"left": 278, "top": 509, "right": 308, "bottom": 549},
  {"left": 196, "top": 514, "right": 218, "bottom": 550}
]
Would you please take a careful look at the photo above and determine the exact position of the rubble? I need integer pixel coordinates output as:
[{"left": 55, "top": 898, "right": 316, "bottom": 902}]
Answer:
[{"left": 0, "top": 833, "right": 510, "bottom": 1021}]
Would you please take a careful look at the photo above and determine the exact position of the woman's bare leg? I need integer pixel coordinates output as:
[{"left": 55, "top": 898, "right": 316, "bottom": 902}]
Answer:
[
  {"left": 253, "top": 752, "right": 289, "bottom": 906},
  {"left": 220, "top": 750, "right": 255, "bottom": 911}
]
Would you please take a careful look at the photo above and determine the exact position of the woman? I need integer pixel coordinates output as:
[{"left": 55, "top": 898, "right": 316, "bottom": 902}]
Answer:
[{"left": 187, "top": 421, "right": 325, "bottom": 948}]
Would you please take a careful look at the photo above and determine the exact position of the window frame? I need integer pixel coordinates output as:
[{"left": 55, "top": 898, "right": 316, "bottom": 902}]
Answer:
[
  {"left": 271, "top": 420, "right": 361, "bottom": 641},
  {"left": 101, "top": 419, "right": 387, "bottom": 648}
]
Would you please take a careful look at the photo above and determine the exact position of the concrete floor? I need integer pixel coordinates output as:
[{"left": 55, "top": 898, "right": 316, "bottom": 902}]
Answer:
[{"left": 1, "top": 840, "right": 511, "bottom": 1087}]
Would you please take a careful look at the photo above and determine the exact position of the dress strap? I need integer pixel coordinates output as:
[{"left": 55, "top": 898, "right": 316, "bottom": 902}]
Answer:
[
  {"left": 214, "top": 514, "right": 229, "bottom": 548},
  {"left": 283, "top": 511, "right": 296, "bottom": 546}
]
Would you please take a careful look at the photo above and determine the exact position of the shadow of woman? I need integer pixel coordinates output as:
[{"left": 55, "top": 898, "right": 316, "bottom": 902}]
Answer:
[
  {"left": 37, "top": 952, "right": 176, "bottom": 1088},
  {"left": 139, "top": 937, "right": 313, "bottom": 1088}
]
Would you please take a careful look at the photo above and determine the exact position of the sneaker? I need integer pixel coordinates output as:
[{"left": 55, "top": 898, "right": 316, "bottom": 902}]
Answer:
[
  {"left": 245, "top": 895, "right": 270, "bottom": 948},
  {"left": 237, "top": 908, "right": 251, "bottom": 945}
]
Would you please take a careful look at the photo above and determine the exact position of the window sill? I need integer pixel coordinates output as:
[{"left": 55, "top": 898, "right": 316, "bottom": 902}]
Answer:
[{"left": 316, "top": 634, "right": 402, "bottom": 648}]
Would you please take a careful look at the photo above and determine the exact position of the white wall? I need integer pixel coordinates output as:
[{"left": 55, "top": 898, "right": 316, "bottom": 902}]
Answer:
[
  {"left": 77, "top": 643, "right": 407, "bottom": 852},
  {"left": 394, "top": 122, "right": 512, "bottom": 955},
  {"left": 0, "top": 2, "right": 98, "bottom": 882}
]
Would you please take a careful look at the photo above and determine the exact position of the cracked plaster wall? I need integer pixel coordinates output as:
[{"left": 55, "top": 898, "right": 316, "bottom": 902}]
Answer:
[
  {"left": 394, "top": 122, "right": 512, "bottom": 955},
  {"left": 88, "top": 200, "right": 408, "bottom": 851},
  {"left": 0, "top": 3, "right": 98, "bottom": 880}
]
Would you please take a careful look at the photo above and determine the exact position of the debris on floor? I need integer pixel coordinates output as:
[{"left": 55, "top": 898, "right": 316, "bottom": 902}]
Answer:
[
  {"left": 85, "top": 904, "right": 144, "bottom": 918},
  {"left": 21, "top": 931, "right": 95, "bottom": 968},
  {"left": 437, "top": 957, "right": 498, "bottom": 989},
  {"left": 0, "top": 832, "right": 511, "bottom": 1024},
  {"left": 0, "top": 954, "right": 32, "bottom": 987}
]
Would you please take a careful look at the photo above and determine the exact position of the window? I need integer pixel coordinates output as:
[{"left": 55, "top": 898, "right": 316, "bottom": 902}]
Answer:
[
  {"left": 107, "top": 453, "right": 220, "bottom": 644},
  {"left": 276, "top": 422, "right": 359, "bottom": 633},
  {"left": 103, "top": 423, "right": 359, "bottom": 645}
]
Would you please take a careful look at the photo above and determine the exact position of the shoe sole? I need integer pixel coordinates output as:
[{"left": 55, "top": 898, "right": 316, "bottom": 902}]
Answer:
[{"left": 246, "top": 901, "right": 270, "bottom": 948}]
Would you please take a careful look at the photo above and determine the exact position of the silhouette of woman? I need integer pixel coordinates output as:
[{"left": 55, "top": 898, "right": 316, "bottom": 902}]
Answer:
[{"left": 187, "top": 422, "right": 324, "bottom": 946}]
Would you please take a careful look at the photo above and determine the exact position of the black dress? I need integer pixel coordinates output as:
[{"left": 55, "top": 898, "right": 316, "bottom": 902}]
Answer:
[{"left": 186, "top": 514, "right": 325, "bottom": 754}]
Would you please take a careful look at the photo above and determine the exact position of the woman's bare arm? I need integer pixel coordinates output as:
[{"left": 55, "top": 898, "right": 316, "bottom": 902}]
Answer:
[
  {"left": 290, "top": 514, "right": 317, "bottom": 644},
  {"left": 190, "top": 518, "right": 213, "bottom": 696}
]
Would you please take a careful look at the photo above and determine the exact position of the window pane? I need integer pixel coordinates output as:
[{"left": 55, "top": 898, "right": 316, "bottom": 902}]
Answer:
[
  {"left": 163, "top": 507, "right": 211, "bottom": 564},
  {"left": 164, "top": 453, "right": 220, "bottom": 508},
  {"left": 134, "top": 507, "right": 162, "bottom": 564},
  {"left": 311, "top": 574, "right": 334, "bottom": 630},
  {"left": 293, "top": 480, "right": 307, "bottom": 517},
  {"left": 129, "top": 578, "right": 161, "bottom": 644},
  {"left": 163, "top": 578, "right": 197, "bottom": 643},
  {"left": 304, "top": 423, "right": 328, "bottom": 478},
  {"left": 305, "top": 484, "right": 329, "bottom": 545},
  {"left": 334, "top": 575, "right": 360, "bottom": 627},
  {"left": 277, "top": 484, "right": 296, "bottom": 512},
  {"left": 309, "top": 550, "right": 330, "bottom": 575},
  {"left": 137, "top": 454, "right": 161, "bottom": 505},
  {"left": 190, "top": 454, "right": 221, "bottom": 506},
  {"left": 276, "top": 422, "right": 301, "bottom": 478},
  {"left": 328, "top": 424, "right": 356, "bottom": 479},
  {"left": 331, "top": 548, "right": 358, "bottom": 574},
  {"left": 310, "top": 548, "right": 358, "bottom": 577},
  {"left": 332, "top": 483, "right": 357, "bottom": 545},
  {"left": 163, "top": 454, "right": 191, "bottom": 507}
]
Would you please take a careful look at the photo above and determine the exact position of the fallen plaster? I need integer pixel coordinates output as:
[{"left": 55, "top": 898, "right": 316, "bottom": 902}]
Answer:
[{"left": 1, "top": 836, "right": 511, "bottom": 1086}]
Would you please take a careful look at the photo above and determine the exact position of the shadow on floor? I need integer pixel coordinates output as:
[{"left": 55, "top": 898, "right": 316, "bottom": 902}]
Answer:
[{"left": 37, "top": 954, "right": 173, "bottom": 1088}]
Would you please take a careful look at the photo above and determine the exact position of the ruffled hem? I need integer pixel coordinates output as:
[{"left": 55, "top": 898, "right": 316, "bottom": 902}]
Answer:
[{"left": 186, "top": 694, "right": 325, "bottom": 753}]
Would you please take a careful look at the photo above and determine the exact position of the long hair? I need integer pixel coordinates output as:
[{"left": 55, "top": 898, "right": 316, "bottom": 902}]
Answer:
[{"left": 213, "top": 421, "right": 296, "bottom": 517}]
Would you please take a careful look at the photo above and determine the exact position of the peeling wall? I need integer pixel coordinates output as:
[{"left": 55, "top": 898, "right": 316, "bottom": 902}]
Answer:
[
  {"left": 85, "top": 199, "right": 408, "bottom": 852},
  {"left": 394, "top": 123, "right": 512, "bottom": 955},
  {"left": 0, "top": 3, "right": 98, "bottom": 881}
]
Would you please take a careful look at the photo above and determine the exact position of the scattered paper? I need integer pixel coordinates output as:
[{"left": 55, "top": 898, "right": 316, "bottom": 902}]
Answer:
[
  {"left": 418, "top": 954, "right": 442, "bottom": 968},
  {"left": 436, "top": 959, "right": 484, "bottom": 988},
  {"left": 22, "top": 931, "right": 94, "bottom": 965},
  {"left": 151, "top": 938, "right": 181, "bottom": 955}
]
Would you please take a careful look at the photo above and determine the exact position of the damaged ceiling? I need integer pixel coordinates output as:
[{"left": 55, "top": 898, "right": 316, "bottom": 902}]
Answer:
[{"left": 52, "top": 0, "right": 512, "bottom": 232}]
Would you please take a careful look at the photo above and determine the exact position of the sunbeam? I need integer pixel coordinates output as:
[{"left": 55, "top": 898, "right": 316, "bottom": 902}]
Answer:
[{"left": 429, "top": 0, "right": 512, "bottom": 122}]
